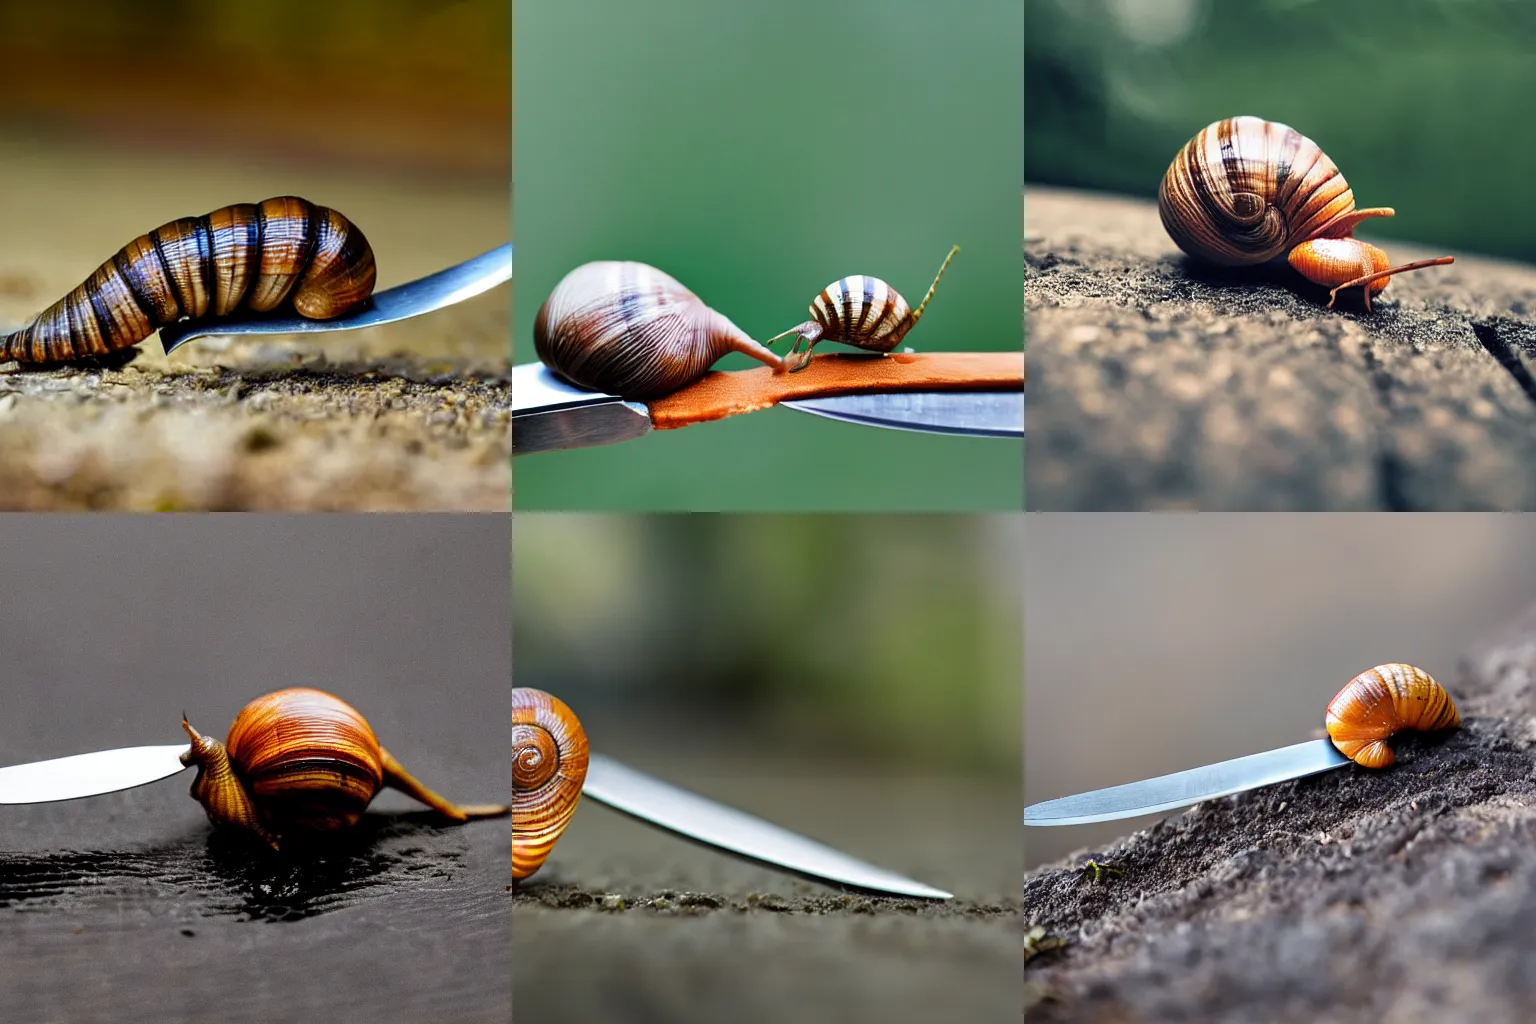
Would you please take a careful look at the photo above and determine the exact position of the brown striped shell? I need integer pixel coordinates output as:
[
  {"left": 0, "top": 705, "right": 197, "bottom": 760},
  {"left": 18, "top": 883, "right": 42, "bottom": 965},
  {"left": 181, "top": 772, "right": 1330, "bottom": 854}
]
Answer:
[
  {"left": 0, "top": 197, "right": 376, "bottom": 365},
  {"left": 1158, "top": 117, "right": 1362, "bottom": 267},
  {"left": 513, "top": 688, "right": 588, "bottom": 881},
  {"left": 181, "top": 687, "right": 507, "bottom": 849},
  {"left": 533, "top": 261, "right": 784, "bottom": 400},
  {"left": 768, "top": 245, "right": 959, "bottom": 371},
  {"left": 1324, "top": 664, "right": 1461, "bottom": 769}
]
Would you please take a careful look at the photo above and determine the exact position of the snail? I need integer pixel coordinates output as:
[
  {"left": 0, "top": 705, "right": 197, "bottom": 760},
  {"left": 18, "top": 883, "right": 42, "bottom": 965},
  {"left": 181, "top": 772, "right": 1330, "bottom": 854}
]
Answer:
[
  {"left": 0, "top": 197, "right": 376, "bottom": 365},
  {"left": 512, "top": 687, "right": 588, "bottom": 881},
  {"left": 1159, "top": 117, "right": 1452, "bottom": 310},
  {"left": 766, "top": 245, "right": 960, "bottom": 371},
  {"left": 180, "top": 687, "right": 507, "bottom": 850},
  {"left": 533, "top": 261, "right": 785, "bottom": 400},
  {"left": 1324, "top": 663, "right": 1461, "bottom": 768}
]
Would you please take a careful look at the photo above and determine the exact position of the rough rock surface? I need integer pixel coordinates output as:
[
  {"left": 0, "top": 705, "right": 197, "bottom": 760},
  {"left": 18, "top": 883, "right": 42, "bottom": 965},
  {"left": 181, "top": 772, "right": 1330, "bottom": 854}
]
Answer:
[
  {"left": 1026, "top": 186, "right": 1536, "bottom": 510},
  {"left": 1024, "top": 600, "right": 1536, "bottom": 1023}
]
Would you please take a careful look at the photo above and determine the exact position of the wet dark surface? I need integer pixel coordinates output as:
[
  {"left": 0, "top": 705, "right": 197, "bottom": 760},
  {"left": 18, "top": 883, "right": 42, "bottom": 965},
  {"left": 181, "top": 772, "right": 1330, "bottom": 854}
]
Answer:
[
  {"left": 512, "top": 727, "right": 1021, "bottom": 1024},
  {"left": 0, "top": 517, "right": 511, "bottom": 1023},
  {"left": 1026, "top": 186, "right": 1536, "bottom": 511},
  {"left": 1025, "top": 600, "right": 1536, "bottom": 1023}
]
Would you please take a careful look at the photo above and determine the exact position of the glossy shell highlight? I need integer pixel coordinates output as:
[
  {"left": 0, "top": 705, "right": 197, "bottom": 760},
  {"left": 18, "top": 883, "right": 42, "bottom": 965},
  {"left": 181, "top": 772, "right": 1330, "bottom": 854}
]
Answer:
[
  {"left": 1158, "top": 116, "right": 1360, "bottom": 266},
  {"left": 532, "top": 261, "right": 783, "bottom": 400},
  {"left": 1325, "top": 663, "right": 1461, "bottom": 768},
  {"left": 513, "top": 687, "right": 588, "bottom": 881},
  {"left": 1, "top": 197, "right": 376, "bottom": 364}
]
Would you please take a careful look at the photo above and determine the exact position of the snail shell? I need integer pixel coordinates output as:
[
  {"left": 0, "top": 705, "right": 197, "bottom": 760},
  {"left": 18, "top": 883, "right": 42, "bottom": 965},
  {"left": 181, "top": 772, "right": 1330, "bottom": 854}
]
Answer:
[
  {"left": 533, "top": 261, "right": 784, "bottom": 400},
  {"left": 1, "top": 197, "right": 376, "bottom": 365},
  {"left": 1324, "top": 663, "right": 1461, "bottom": 768},
  {"left": 512, "top": 687, "right": 588, "bottom": 881},
  {"left": 181, "top": 687, "right": 506, "bottom": 849},
  {"left": 769, "top": 245, "right": 959, "bottom": 371},
  {"left": 1158, "top": 117, "right": 1363, "bottom": 267}
]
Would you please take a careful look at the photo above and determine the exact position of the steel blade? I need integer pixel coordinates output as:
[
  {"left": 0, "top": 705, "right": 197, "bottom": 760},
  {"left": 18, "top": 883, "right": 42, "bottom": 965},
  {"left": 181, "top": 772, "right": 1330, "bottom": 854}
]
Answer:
[
  {"left": 582, "top": 754, "right": 951, "bottom": 899},
  {"left": 0, "top": 745, "right": 190, "bottom": 804},
  {"left": 1024, "top": 739, "right": 1350, "bottom": 826},
  {"left": 781, "top": 390, "right": 1024, "bottom": 437},
  {"left": 512, "top": 363, "right": 650, "bottom": 454},
  {"left": 161, "top": 243, "right": 513, "bottom": 352}
]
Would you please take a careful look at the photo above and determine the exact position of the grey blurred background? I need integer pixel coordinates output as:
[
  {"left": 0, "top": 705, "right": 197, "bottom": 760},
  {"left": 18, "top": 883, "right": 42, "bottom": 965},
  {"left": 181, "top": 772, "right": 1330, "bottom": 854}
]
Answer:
[
  {"left": 1026, "top": 0, "right": 1536, "bottom": 261},
  {"left": 0, "top": 515, "right": 510, "bottom": 1023},
  {"left": 1025, "top": 514, "right": 1536, "bottom": 867},
  {"left": 514, "top": 0, "right": 1023, "bottom": 511}
]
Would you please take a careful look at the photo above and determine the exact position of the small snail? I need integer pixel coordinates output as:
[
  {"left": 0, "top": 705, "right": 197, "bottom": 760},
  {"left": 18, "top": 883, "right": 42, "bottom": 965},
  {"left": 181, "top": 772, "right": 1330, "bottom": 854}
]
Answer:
[
  {"left": 180, "top": 687, "right": 507, "bottom": 849},
  {"left": 512, "top": 687, "right": 588, "bottom": 881},
  {"left": 1, "top": 197, "right": 376, "bottom": 365},
  {"left": 533, "top": 261, "right": 785, "bottom": 400},
  {"left": 766, "top": 245, "right": 960, "bottom": 371},
  {"left": 1159, "top": 117, "right": 1452, "bottom": 310},
  {"left": 1325, "top": 663, "right": 1461, "bottom": 768}
]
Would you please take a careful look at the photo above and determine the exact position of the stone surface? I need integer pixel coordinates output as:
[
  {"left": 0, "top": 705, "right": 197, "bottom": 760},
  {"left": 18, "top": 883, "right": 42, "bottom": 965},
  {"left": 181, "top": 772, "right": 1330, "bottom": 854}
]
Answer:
[
  {"left": 1024, "top": 599, "right": 1536, "bottom": 1022},
  {"left": 1026, "top": 186, "right": 1536, "bottom": 510}
]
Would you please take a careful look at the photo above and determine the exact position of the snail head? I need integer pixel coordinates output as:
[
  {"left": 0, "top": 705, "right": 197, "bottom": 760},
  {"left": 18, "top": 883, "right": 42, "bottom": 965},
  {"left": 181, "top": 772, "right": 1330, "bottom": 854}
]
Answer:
[{"left": 180, "top": 714, "right": 274, "bottom": 848}]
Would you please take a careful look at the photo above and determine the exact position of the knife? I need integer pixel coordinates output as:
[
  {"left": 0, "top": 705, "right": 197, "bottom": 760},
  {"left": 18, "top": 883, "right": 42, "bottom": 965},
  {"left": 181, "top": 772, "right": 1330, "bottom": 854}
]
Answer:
[
  {"left": 582, "top": 753, "right": 951, "bottom": 900},
  {"left": 1023, "top": 739, "right": 1351, "bottom": 827},
  {"left": 0, "top": 744, "right": 951, "bottom": 899},
  {"left": 512, "top": 361, "right": 1024, "bottom": 455}
]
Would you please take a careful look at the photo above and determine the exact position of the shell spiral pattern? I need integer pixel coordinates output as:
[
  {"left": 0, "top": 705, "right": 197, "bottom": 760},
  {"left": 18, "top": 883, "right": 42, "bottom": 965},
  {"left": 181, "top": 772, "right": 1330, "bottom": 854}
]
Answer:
[
  {"left": 180, "top": 687, "right": 508, "bottom": 849},
  {"left": 513, "top": 687, "right": 589, "bottom": 881},
  {"left": 1158, "top": 117, "right": 1361, "bottom": 266},
  {"left": 1324, "top": 663, "right": 1461, "bottom": 768},
  {"left": 533, "top": 261, "right": 783, "bottom": 400},
  {"left": 0, "top": 197, "right": 376, "bottom": 364},
  {"left": 769, "top": 245, "right": 958, "bottom": 370}
]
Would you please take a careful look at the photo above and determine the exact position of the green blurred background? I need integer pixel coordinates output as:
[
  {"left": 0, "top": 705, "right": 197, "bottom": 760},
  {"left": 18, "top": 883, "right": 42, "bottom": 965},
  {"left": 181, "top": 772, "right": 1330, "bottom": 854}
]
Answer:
[
  {"left": 1026, "top": 0, "right": 1536, "bottom": 261},
  {"left": 514, "top": 515, "right": 1021, "bottom": 779},
  {"left": 514, "top": 0, "right": 1024, "bottom": 511}
]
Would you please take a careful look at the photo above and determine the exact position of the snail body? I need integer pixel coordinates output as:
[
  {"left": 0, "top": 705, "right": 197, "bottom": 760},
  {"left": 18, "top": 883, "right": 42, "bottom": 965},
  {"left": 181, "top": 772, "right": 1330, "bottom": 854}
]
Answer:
[
  {"left": 1, "top": 197, "right": 376, "bottom": 365},
  {"left": 1325, "top": 663, "right": 1460, "bottom": 768},
  {"left": 533, "top": 261, "right": 784, "bottom": 400},
  {"left": 180, "top": 687, "right": 506, "bottom": 849},
  {"left": 512, "top": 687, "right": 588, "bottom": 881},
  {"left": 1159, "top": 117, "right": 1451, "bottom": 310},
  {"left": 767, "top": 245, "right": 959, "bottom": 371}
]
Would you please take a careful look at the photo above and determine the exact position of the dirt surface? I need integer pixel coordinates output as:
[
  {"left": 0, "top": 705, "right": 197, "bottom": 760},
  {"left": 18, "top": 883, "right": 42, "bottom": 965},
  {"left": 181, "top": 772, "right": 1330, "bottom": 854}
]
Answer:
[
  {"left": 512, "top": 725, "right": 1021, "bottom": 1024},
  {"left": 0, "top": 517, "right": 512, "bottom": 1023},
  {"left": 1024, "top": 600, "right": 1536, "bottom": 1023},
  {"left": 1026, "top": 186, "right": 1536, "bottom": 510},
  {"left": 0, "top": 138, "right": 510, "bottom": 511}
]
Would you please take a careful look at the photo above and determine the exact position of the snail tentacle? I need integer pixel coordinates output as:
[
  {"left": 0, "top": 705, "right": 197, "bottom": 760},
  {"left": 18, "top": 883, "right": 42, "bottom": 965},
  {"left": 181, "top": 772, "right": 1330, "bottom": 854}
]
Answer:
[{"left": 379, "top": 747, "right": 510, "bottom": 822}]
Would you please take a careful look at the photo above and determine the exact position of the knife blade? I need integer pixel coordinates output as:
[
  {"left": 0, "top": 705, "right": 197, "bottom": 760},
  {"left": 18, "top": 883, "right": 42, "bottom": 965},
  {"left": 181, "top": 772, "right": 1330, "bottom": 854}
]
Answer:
[
  {"left": 0, "top": 745, "right": 189, "bottom": 804},
  {"left": 512, "top": 361, "right": 1022, "bottom": 454},
  {"left": 1023, "top": 739, "right": 1350, "bottom": 826},
  {"left": 582, "top": 754, "right": 952, "bottom": 900},
  {"left": 781, "top": 390, "right": 1023, "bottom": 437}
]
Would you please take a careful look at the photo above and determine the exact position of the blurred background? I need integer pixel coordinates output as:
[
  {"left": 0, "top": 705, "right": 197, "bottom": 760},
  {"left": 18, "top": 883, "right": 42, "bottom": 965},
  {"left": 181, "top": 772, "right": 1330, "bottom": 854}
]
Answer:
[
  {"left": 0, "top": 515, "right": 510, "bottom": 1021},
  {"left": 1025, "top": 515, "right": 1536, "bottom": 867},
  {"left": 514, "top": 0, "right": 1024, "bottom": 511},
  {"left": 1026, "top": 0, "right": 1536, "bottom": 262},
  {"left": 0, "top": 0, "right": 509, "bottom": 362},
  {"left": 514, "top": 513, "right": 1022, "bottom": 1022}
]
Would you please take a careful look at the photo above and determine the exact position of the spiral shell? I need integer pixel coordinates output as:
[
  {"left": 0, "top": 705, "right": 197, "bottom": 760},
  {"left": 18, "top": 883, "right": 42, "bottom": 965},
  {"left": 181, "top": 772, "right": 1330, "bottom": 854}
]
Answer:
[
  {"left": 513, "top": 687, "right": 588, "bottom": 881},
  {"left": 1158, "top": 117, "right": 1363, "bottom": 267},
  {"left": 1, "top": 197, "right": 376, "bottom": 364},
  {"left": 1324, "top": 663, "right": 1461, "bottom": 768},
  {"left": 533, "top": 261, "right": 784, "bottom": 400},
  {"left": 181, "top": 687, "right": 506, "bottom": 848},
  {"left": 770, "top": 246, "right": 958, "bottom": 370}
]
